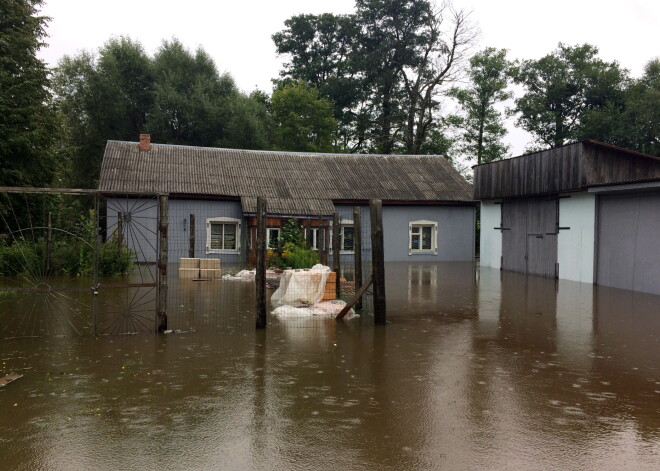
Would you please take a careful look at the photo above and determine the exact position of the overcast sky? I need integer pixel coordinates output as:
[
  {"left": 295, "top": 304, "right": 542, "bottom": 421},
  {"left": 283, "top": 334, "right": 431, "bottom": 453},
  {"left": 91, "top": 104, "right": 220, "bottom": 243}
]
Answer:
[{"left": 37, "top": 0, "right": 659, "bottom": 155}]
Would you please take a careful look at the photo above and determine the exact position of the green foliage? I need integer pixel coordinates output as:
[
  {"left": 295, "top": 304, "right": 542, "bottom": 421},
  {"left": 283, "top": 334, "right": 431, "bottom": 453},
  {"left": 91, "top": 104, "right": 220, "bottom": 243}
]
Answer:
[
  {"left": 0, "top": 211, "right": 134, "bottom": 277},
  {"left": 271, "top": 81, "right": 337, "bottom": 152},
  {"left": 0, "top": 0, "right": 57, "bottom": 187},
  {"left": 449, "top": 48, "right": 512, "bottom": 164},
  {"left": 53, "top": 37, "right": 272, "bottom": 188},
  {"left": 265, "top": 220, "right": 318, "bottom": 269},
  {"left": 282, "top": 244, "right": 319, "bottom": 269},
  {"left": 510, "top": 43, "right": 628, "bottom": 149},
  {"left": 53, "top": 37, "right": 155, "bottom": 188},
  {"left": 273, "top": 0, "right": 474, "bottom": 155}
]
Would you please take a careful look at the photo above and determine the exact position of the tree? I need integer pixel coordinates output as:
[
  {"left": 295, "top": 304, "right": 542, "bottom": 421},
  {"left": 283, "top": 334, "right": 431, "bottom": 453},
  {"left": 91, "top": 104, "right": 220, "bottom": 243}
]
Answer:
[
  {"left": 449, "top": 48, "right": 511, "bottom": 164},
  {"left": 270, "top": 81, "right": 337, "bottom": 152},
  {"left": 53, "top": 37, "right": 154, "bottom": 187},
  {"left": 273, "top": 0, "right": 474, "bottom": 155},
  {"left": 510, "top": 43, "right": 628, "bottom": 149},
  {"left": 623, "top": 59, "right": 660, "bottom": 156},
  {"left": 0, "top": 0, "right": 56, "bottom": 187},
  {"left": 273, "top": 13, "right": 363, "bottom": 151}
]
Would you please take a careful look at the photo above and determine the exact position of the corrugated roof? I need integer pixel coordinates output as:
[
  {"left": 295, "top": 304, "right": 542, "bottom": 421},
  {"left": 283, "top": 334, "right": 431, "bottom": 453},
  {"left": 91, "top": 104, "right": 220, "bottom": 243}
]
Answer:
[{"left": 99, "top": 141, "right": 473, "bottom": 215}]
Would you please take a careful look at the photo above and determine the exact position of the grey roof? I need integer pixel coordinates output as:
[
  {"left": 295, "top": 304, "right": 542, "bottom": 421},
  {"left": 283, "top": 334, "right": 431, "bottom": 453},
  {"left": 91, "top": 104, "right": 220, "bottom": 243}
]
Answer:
[{"left": 99, "top": 141, "right": 473, "bottom": 215}]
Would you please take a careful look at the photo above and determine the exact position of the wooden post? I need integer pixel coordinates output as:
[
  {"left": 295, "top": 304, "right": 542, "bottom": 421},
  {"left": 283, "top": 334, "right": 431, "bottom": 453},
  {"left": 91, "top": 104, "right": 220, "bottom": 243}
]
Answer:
[
  {"left": 189, "top": 213, "right": 195, "bottom": 258},
  {"left": 305, "top": 217, "right": 312, "bottom": 249},
  {"left": 332, "top": 212, "right": 340, "bottom": 298},
  {"left": 91, "top": 195, "right": 100, "bottom": 336},
  {"left": 370, "top": 199, "right": 386, "bottom": 324},
  {"left": 117, "top": 212, "right": 124, "bottom": 248},
  {"left": 318, "top": 214, "right": 326, "bottom": 265},
  {"left": 157, "top": 195, "right": 168, "bottom": 333},
  {"left": 45, "top": 211, "right": 52, "bottom": 275},
  {"left": 353, "top": 206, "right": 363, "bottom": 310},
  {"left": 256, "top": 197, "right": 267, "bottom": 329}
]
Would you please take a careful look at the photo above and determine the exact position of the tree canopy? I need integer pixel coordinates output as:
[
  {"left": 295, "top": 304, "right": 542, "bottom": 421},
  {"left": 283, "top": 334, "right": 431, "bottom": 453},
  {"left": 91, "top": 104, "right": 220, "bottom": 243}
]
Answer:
[{"left": 0, "top": 0, "right": 56, "bottom": 187}]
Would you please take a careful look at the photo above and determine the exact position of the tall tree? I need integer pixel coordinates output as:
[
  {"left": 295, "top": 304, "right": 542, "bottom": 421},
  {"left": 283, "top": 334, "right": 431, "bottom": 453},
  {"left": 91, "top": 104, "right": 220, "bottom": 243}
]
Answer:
[
  {"left": 273, "top": 13, "right": 363, "bottom": 151},
  {"left": 449, "top": 47, "right": 511, "bottom": 164},
  {"left": 53, "top": 37, "right": 154, "bottom": 187},
  {"left": 270, "top": 81, "right": 337, "bottom": 152},
  {"left": 273, "top": 0, "right": 473, "bottom": 155},
  {"left": 0, "top": 0, "right": 56, "bottom": 187},
  {"left": 511, "top": 43, "right": 627, "bottom": 149}
]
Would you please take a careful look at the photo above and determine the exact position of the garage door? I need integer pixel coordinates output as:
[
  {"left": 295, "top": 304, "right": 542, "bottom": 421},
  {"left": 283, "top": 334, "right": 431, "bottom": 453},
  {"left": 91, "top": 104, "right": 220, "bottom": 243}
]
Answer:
[
  {"left": 596, "top": 192, "right": 660, "bottom": 295},
  {"left": 502, "top": 198, "right": 558, "bottom": 278}
]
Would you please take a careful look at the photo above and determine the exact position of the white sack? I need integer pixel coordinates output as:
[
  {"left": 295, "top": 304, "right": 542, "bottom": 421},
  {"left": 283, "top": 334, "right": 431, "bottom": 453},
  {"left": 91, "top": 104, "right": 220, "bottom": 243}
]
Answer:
[{"left": 271, "top": 265, "right": 331, "bottom": 307}]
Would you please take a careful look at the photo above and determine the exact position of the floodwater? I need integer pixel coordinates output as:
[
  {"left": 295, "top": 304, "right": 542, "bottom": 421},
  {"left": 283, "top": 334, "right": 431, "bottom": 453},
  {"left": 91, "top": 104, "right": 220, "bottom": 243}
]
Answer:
[{"left": 1, "top": 262, "right": 659, "bottom": 470}]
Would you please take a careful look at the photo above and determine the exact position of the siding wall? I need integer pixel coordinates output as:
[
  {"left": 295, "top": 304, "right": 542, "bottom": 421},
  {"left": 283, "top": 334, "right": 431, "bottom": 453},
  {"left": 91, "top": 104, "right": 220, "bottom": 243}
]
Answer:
[
  {"left": 479, "top": 202, "right": 502, "bottom": 269},
  {"left": 382, "top": 206, "right": 475, "bottom": 262},
  {"left": 557, "top": 193, "right": 595, "bottom": 283},
  {"left": 106, "top": 198, "right": 245, "bottom": 265}
]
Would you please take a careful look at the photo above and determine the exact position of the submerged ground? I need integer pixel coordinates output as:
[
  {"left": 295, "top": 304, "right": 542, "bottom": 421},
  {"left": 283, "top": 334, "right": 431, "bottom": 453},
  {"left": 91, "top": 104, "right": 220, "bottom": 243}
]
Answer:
[{"left": 1, "top": 263, "right": 658, "bottom": 470}]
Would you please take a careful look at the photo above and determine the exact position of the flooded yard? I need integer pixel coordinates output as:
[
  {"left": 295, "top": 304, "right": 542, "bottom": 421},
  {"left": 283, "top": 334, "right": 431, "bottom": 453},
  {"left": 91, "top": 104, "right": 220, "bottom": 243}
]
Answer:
[{"left": 1, "top": 262, "right": 659, "bottom": 470}]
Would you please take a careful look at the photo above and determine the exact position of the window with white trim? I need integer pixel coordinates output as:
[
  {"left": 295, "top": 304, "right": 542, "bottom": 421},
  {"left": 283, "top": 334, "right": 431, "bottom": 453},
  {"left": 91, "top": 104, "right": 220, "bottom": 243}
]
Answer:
[
  {"left": 341, "top": 224, "right": 354, "bottom": 252},
  {"left": 267, "top": 228, "right": 281, "bottom": 249},
  {"left": 409, "top": 220, "right": 437, "bottom": 255},
  {"left": 307, "top": 228, "right": 319, "bottom": 250},
  {"left": 206, "top": 217, "right": 241, "bottom": 253}
]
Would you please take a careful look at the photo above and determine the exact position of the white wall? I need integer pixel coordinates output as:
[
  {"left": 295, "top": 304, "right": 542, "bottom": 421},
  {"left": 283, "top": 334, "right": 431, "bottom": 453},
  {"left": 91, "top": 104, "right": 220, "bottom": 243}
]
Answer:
[
  {"left": 558, "top": 192, "right": 595, "bottom": 283},
  {"left": 479, "top": 202, "right": 501, "bottom": 269}
]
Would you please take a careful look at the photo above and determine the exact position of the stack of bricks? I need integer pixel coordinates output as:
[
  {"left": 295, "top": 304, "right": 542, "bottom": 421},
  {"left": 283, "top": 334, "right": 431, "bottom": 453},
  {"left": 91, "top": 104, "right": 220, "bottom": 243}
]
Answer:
[
  {"left": 178, "top": 258, "right": 221, "bottom": 279},
  {"left": 321, "top": 271, "right": 337, "bottom": 301}
]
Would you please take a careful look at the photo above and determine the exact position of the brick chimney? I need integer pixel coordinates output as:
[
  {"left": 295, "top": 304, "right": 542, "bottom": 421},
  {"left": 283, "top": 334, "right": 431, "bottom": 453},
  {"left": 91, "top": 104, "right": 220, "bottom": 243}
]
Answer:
[{"left": 139, "top": 134, "right": 151, "bottom": 151}]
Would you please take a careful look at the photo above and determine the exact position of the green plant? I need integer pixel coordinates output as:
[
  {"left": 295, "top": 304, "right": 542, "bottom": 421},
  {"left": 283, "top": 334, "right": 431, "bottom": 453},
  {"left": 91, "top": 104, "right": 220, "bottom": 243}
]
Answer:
[{"left": 282, "top": 244, "right": 318, "bottom": 269}]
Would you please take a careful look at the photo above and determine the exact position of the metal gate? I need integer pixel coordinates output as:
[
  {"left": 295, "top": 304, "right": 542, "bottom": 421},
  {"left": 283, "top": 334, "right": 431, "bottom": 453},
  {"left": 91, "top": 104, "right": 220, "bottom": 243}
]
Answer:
[
  {"left": 0, "top": 188, "right": 162, "bottom": 338},
  {"left": 502, "top": 197, "right": 559, "bottom": 278}
]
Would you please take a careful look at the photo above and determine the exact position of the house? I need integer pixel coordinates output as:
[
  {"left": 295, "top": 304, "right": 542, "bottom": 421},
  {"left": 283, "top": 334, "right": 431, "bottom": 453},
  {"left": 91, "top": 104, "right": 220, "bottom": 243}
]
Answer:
[
  {"left": 474, "top": 140, "right": 660, "bottom": 295},
  {"left": 98, "top": 135, "right": 476, "bottom": 268}
]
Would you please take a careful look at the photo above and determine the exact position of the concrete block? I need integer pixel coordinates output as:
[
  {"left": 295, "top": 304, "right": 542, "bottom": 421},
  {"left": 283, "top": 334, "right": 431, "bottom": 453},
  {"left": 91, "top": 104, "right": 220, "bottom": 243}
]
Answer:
[
  {"left": 179, "top": 258, "right": 199, "bottom": 269},
  {"left": 199, "top": 268, "right": 221, "bottom": 279},
  {"left": 200, "top": 258, "right": 220, "bottom": 270},
  {"left": 179, "top": 268, "right": 199, "bottom": 279}
]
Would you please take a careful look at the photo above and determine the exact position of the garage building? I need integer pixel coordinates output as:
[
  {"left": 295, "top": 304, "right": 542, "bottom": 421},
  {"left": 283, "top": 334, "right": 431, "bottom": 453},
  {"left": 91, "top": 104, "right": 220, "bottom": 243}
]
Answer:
[{"left": 474, "top": 140, "right": 660, "bottom": 295}]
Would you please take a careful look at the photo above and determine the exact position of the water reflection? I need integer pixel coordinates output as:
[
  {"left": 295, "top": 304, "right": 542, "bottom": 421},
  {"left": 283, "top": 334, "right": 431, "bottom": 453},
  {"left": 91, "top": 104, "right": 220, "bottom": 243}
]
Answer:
[{"left": 0, "top": 263, "right": 658, "bottom": 470}]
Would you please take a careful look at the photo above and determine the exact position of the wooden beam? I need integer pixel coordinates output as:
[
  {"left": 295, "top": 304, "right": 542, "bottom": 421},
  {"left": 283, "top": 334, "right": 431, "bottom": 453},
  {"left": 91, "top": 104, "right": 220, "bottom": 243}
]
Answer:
[
  {"left": 370, "top": 199, "right": 386, "bottom": 324},
  {"left": 336, "top": 274, "right": 372, "bottom": 320},
  {"left": 188, "top": 213, "right": 195, "bottom": 258},
  {"left": 332, "top": 212, "right": 340, "bottom": 299},
  {"left": 255, "top": 197, "right": 267, "bottom": 329},
  {"left": 157, "top": 195, "right": 168, "bottom": 333},
  {"left": 353, "top": 206, "right": 362, "bottom": 311}
]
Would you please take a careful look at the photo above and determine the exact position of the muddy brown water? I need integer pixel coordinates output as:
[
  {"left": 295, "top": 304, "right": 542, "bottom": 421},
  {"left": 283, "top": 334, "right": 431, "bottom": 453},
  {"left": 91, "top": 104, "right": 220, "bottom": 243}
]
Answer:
[{"left": 0, "top": 262, "right": 659, "bottom": 470}]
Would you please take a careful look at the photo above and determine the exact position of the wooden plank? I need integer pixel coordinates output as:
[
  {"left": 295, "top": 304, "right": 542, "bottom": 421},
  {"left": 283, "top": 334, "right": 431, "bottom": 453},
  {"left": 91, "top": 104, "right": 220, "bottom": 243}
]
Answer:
[
  {"left": 332, "top": 212, "right": 340, "bottom": 299},
  {"left": 336, "top": 275, "right": 372, "bottom": 320},
  {"left": 370, "top": 200, "right": 386, "bottom": 324},
  {"left": 0, "top": 373, "right": 23, "bottom": 387},
  {"left": 189, "top": 214, "right": 195, "bottom": 258},
  {"left": 255, "top": 197, "right": 267, "bottom": 329},
  {"left": 353, "top": 206, "right": 363, "bottom": 311},
  {"left": 157, "top": 195, "right": 168, "bottom": 333}
]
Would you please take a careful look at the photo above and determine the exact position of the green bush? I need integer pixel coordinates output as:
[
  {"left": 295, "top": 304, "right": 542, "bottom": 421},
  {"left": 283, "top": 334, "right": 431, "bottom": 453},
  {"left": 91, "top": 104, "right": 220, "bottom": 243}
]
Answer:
[
  {"left": 282, "top": 243, "right": 319, "bottom": 269},
  {"left": 0, "top": 211, "right": 134, "bottom": 277}
]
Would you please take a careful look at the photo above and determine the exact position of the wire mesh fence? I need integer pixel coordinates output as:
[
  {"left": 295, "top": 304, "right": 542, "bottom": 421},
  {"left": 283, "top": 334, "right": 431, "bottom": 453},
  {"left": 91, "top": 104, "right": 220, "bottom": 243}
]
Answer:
[{"left": 0, "top": 189, "right": 379, "bottom": 338}]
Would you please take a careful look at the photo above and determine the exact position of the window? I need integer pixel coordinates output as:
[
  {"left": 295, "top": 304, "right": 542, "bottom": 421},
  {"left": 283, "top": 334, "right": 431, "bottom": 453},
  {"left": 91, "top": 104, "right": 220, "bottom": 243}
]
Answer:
[
  {"left": 206, "top": 217, "right": 241, "bottom": 253},
  {"left": 307, "top": 228, "right": 319, "bottom": 250},
  {"left": 408, "top": 220, "right": 437, "bottom": 255},
  {"left": 267, "top": 228, "right": 281, "bottom": 249},
  {"left": 341, "top": 225, "right": 354, "bottom": 252}
]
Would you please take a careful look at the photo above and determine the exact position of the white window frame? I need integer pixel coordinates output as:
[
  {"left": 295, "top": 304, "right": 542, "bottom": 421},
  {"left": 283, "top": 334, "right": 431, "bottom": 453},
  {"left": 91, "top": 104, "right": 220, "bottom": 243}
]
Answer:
[
  {"left": 206, "top": 217, "right": 241, "bottom": 254},
  {"left": 339, "top": 220, "right": 354, "bottom": 254},
  {"left": 408, "top": 220, "right": 438, "bottom": 255},
  {"left": 307, "top": 227, "right": 319, "bottom": 250},
  {"left": 266, "top": 227, "right": 281, "bottom": 249}
]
